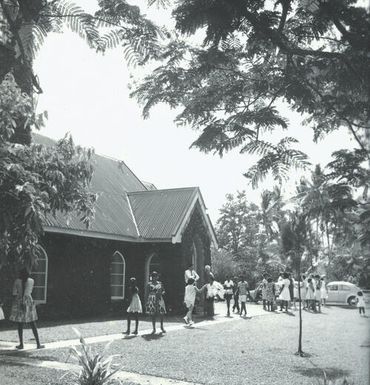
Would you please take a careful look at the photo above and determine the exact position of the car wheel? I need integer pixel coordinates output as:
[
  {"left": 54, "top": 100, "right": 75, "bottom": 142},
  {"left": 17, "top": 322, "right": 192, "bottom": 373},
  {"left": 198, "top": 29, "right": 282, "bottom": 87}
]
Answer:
[{"left": 347, "top": 296, "right": 356, "bottom": 306}]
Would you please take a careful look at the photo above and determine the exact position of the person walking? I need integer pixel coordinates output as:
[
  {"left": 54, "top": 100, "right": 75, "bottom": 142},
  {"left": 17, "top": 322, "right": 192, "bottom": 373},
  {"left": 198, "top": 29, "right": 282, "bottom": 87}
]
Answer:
[
  {"left": 232, "top": 276, "right": 240, "bottom": 314},
  {"left": 237, "top": 275, "right": 250, "bottom": 317},
  {"left": 9, "top": 268, "right": 44, "bottom": 349},
  {"left": 223, "top": 276, "right": 234, "bottom": 316},
  {"left": 145, "top": 271, "right": 166, "bottom": 334},
  {"left": 278, "top": 272, "right": 291, "bottom": 312},
  {"left": 183, "top": 278, "right": 203, "bottom": 325},
  {"left": 124, "top": 277, "right": 142, "bottom": 335}
]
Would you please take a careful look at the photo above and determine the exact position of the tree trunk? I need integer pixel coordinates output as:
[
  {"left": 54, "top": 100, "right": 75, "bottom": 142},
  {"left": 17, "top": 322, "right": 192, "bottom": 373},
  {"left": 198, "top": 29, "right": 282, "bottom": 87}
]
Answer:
[{"left": 297, "top": 261, "right": 304, "bottom": 356}]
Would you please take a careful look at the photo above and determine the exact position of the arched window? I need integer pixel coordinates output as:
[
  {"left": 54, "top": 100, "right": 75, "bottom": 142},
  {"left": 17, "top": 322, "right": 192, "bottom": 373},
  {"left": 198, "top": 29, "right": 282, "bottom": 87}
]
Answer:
[
  {"left": 145, "top": 253, "right": 160, "bottom": 285},
  {"left": 110, "top": 251, "right": 125, "bottom": 300},
  {"left": 31, "top": 246, "right": 48, "bottom": 304}
]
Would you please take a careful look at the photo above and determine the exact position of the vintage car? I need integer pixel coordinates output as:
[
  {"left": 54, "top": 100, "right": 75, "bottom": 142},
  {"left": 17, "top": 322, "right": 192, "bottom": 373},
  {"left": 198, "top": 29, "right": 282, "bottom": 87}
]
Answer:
[{"left": 326, "top": 281, "right": 361, "bottom": 306}]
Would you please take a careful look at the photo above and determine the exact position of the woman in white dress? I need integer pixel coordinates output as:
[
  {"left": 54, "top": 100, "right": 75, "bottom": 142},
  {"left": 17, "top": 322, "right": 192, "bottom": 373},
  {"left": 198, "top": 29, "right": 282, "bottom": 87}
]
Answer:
[
  {"left": 124, "top": 277, "right": 142, "bottom": 335},
  {"left": 305, "top": 278, "right": 315, "bottom": 311},
  {"left": 278, "top": 272, "right": 291, "bottom": 312},
  {"left": 9, "top": 268, "right": 44, "bottom": 349}
]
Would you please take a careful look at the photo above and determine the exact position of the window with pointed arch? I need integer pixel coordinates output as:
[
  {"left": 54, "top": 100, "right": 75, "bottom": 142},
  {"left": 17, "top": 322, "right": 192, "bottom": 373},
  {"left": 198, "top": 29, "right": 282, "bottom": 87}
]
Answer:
[
  {"left": 31, "top": 246, "right": 48, "bottom": 304},
  {"left": 110, "top": 251, "right": 126, "bottom": 300}
]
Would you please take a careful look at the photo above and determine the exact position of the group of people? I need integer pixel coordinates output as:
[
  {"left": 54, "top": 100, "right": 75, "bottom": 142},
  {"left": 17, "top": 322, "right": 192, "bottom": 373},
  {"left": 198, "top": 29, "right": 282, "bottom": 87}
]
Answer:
[
  {"left": 4, "top": 264, "right": 366, "bottom": 348},
  {"left": 257, "top": 272, "right": 328, "bottom": 313}
]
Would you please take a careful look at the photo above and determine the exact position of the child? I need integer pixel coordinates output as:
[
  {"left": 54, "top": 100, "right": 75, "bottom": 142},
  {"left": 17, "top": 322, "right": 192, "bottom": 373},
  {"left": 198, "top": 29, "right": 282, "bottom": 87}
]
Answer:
[
  {"left": 306, "top": 278, "right": 315, "bottom": 311},
  {"left": 232, "top": 276, "right": 240, "bottom": 314},
  {"left": 356, "top": 291, "right": 366, "bottom": 316},
  {"left": 265, "top": 277, "right": 275, "bottom": 311},
  {"left": 124, "top": 277, "right": 142, "bottom": 335},
  {"left": 223, "top": 276, "right": 234, "bottom": 316},
  {"left": 238, "top": 275, "right": 250, "bottom": 317},
  {"left": 183, "top": 278, "right": 202, "bottom": 325}
]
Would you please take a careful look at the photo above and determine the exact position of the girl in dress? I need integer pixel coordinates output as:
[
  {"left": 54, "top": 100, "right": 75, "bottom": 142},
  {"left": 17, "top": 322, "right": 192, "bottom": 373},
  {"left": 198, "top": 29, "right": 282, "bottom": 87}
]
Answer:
[
  {"left": 305, "top": 278, "right": 315, "bottom": 311},
  {"left": 356, "top": 291, "right": 366, "bottom": 316},
  {"left": 223, "top": 275, "right": 234, "bottom": 316},
  {"left": 9, "top": 268, "right": 44, "bottom": 349},
  {"left": 183, "top": 278, "right": 203, "bottom": 325},
  {"left": 145, "top": 271, "right": 166, "bottom": 334},
  {"left": 124, "top": 277, "right": 142, "bottom": 335},
  {"left": 278, "top": 272, "right": 291, "bottom": 312}
]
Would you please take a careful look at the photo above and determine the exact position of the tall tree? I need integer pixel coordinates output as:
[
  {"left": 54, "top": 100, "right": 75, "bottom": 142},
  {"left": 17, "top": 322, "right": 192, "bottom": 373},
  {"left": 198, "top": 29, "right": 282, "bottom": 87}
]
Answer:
[
  {"left": 0, "top": 0, "right": 162, "bottom": 268},
  {"left": 0, "top": 0, "right": 162, "bottom": 144},
  {"left": 280, "top": 211, "right": 308, "bottom": 356},
  {"left": 132, "top": 0, "right": 369, "bottom": 184}
]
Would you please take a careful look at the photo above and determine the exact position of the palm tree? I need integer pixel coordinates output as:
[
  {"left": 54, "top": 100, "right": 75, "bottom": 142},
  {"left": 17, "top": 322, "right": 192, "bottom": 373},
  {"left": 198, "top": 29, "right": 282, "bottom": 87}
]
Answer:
[
  {"left": 260, "top": 186, "right": 284, "bottom": 241},
  {"left": 295, "top": 165, "right": 357, "bottom": 260}
]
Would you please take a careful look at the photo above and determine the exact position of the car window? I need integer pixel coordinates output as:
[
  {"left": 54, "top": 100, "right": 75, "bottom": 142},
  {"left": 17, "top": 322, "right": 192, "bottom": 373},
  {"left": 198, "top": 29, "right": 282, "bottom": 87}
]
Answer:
[
  {"left": 339, "top": 285, "right": 351, "bottom": 291},
  {"left": 328, "top": 285, "right": 338, "bottom": 291}
]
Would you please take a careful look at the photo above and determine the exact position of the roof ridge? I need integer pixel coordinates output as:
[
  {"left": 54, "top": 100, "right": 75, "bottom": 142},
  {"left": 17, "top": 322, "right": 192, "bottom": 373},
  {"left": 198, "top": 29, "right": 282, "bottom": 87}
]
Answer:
[
  {"left": 127, "top": 187, "right": 198, "bottom": 195},
  {"left": 125, "top": 193, "right": 141, "bottom": 238},
  {"left": 33, "top": 133, "right": 147, "bottom": 191}
]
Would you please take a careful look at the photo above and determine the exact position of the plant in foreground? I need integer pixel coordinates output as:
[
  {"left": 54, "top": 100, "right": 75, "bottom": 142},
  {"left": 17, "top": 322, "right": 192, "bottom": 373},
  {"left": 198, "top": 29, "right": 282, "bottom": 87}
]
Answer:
[{"left": 63, "top": 328, "right": 121, "bottom": 385}]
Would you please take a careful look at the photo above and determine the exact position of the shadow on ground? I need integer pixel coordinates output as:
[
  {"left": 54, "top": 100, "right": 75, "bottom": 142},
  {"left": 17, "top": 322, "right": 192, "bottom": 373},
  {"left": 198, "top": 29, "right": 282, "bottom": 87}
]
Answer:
[{"left": 294, "top": 366, "right": 351, "bottom": 380}]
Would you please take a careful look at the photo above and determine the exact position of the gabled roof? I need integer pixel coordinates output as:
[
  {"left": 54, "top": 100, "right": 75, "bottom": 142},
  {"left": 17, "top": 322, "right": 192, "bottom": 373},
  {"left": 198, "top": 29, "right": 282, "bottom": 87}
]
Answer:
[
  {"left": 35, "top": 134, "right": 217, "bottom": 246},
  {"left": 127, "top": 188, "right": 197, "bottom": 240}
]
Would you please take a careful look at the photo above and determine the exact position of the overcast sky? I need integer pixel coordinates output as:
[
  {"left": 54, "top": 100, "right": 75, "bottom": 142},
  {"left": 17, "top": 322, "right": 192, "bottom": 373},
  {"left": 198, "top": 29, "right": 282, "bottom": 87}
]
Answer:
[{"left": 34, "top": 1, "right": 357, "bottom": 223}]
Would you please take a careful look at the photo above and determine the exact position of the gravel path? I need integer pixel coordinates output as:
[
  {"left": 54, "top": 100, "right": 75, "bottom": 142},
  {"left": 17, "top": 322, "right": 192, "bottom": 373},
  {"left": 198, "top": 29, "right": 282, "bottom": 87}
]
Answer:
[{"left": 1, "top": 304, "right": 369, "bottom": 385}]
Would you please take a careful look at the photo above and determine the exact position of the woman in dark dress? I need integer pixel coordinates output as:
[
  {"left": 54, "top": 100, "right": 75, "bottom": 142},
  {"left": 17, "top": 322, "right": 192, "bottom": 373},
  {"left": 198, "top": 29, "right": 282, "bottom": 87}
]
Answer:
[{"left": 145, "top": 271, "right": 166, "bottom": 334}]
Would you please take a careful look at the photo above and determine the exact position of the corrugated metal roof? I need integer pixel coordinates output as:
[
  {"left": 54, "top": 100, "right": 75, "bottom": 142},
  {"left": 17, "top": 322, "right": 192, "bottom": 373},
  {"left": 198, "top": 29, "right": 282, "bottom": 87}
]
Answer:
[
  {"left": 34, "top": 134, "right": 146, "bottom": 239},
  {"left": 33, "top": 135, "right": 216, "bottom": 244},
  {"left": 127, "top": 188, "right": 198, "bottom": 239}
]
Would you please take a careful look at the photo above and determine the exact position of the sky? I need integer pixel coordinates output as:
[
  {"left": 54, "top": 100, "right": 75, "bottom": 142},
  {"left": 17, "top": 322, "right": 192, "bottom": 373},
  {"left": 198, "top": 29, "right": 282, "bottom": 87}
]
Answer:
[{"left": 34, "top": 1, "right": 357, "bottom": 223}]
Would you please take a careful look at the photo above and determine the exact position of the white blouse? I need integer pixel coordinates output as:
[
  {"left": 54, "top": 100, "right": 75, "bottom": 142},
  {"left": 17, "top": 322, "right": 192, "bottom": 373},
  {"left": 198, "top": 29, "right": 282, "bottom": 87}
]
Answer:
[{"left": 13, "top": 278, "right": 34, "bottom": 298}]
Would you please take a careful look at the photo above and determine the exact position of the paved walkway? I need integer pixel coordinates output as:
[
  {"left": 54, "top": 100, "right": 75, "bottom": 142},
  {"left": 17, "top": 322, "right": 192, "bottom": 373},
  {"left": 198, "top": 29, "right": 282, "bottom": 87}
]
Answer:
[
  {"left": 0, "top": 303, "right": 269, "bottom": 353},
  {"left": 0, "top": 303, "right": 273, "bottom": 385}
]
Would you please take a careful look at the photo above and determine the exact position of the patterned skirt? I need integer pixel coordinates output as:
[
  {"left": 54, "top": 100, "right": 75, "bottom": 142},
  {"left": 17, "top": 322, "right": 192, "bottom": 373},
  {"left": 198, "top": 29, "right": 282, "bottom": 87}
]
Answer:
[
  {"left": 127, "top": 293, "right": 143, "bottom": 313},
  {"left": 9, "top": 296, "right": 38, "bottom": 323},
  {"left": 146, "top": 294, "right": 166, "bottom": 315}
]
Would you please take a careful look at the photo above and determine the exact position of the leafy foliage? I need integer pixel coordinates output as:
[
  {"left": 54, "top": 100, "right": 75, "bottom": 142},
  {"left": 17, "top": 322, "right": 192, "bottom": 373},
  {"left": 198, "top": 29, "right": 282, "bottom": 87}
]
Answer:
[
  {"left": 132, "top": 0, "right": 370, "bottom": 185},
  {"left": 0, "top": 74, "right": 96, "bottom": 268}
]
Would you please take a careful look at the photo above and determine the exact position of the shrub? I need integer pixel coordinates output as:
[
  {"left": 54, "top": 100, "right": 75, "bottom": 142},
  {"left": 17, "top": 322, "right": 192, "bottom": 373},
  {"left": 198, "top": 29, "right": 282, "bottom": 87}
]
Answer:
[{"left": 63, "top": 328, "right": 121, "bottom": 385}]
